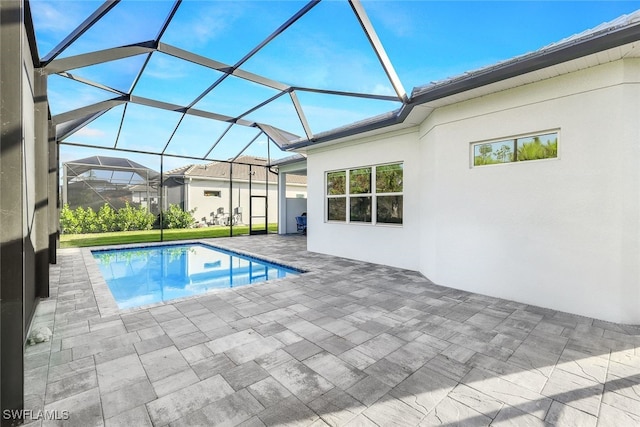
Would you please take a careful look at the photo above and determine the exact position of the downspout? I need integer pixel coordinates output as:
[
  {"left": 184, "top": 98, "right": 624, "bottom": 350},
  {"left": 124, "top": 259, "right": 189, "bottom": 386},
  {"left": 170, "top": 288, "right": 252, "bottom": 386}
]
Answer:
[
  {"left": 160, "top": 155, "right": 164, "bottom": 242},
  {"left": 229, "top": 162, "right": 233, "bottom": 237}
]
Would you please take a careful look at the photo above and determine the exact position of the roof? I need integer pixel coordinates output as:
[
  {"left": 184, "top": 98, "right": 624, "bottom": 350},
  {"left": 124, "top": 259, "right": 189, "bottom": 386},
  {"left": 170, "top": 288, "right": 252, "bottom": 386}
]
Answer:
[
  {"left": 268, "top": 153, "right": 307, "bottom": 168},
  {"left": 64, "top": 155, "right": 160, "bottom": 179},
  {"left": 65, "top": 155, "right": 153, "bottom": 170},
  {"left": 167, "top": 156, "right": 307, "bottom": 185},
  {"left": 411, "top": 10, "right": 640, "bottom": 99}
]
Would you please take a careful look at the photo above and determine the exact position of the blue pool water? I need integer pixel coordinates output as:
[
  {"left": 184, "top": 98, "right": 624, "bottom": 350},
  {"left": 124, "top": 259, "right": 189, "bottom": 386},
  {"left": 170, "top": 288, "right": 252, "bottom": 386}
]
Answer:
[{"left": 92, "top": 243, "right": 301, "bottom": 309}]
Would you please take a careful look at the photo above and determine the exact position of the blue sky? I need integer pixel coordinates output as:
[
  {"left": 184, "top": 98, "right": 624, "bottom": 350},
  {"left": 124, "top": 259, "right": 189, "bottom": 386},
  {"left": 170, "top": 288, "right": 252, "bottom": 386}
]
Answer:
[{"left": 31, "top": 0, "right": 640, "bottom": 172}]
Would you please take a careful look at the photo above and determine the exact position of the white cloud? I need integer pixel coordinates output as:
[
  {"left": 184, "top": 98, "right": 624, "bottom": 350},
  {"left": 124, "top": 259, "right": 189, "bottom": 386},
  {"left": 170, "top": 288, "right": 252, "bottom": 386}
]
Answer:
[
  {"left": 30, "top": 1, "right": 83, "bottom": 33},
  {"left": 370, "top": 83, "right": 396, "bottom": 96},
  {"left": 75, "top": 127, "right": 105, "bottom": 138},
  {"left": 364, "top": 2, "right": 417, "bottom": 39},
  {"left": 165, "top": 2, "right": 245, "bottom": 48}
]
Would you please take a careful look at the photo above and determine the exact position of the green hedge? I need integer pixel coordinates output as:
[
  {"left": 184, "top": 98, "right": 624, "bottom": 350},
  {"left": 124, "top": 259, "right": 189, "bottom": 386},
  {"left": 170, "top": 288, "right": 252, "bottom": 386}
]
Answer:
[
  {"left": 60, "top": 203, "right": 199, "bottom": 234},
  {"left": 162, "top": 204, "right": 196, "bottom": 229},
  {"left": 60, "top": 202, "right": 155, "bottom": 234}
]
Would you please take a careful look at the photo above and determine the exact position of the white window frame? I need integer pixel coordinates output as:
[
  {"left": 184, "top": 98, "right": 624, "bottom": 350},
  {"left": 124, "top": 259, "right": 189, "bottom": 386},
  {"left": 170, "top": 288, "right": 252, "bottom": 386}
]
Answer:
[
  {"left": 470, "top": 129, "right": 560, "bottom": 168},
  {"left": 326, "top": 170, "right": 347, "bottom": 222},
  {"left": 325, "top": 162, "right": 403, "bottom": 226}
]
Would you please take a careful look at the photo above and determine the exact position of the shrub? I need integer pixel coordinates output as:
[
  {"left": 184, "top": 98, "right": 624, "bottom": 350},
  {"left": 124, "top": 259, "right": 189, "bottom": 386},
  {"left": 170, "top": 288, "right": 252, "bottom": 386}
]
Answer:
[
  {"left": 162, "top": 204, "right": 196, "bottom": 229},
  {"left": 60, "top": 204, "right": 80, "bottom": 234},
  {"left": 133, "top": 205, "right": 156, "bottom": 231},
  {"left": 97, "top": 203, "right": 118, "bottom": 232},
  {"left": 116, "top": 202, "right": 155, "bottom": 231},
  {"left": 60, "top": 202, "right": 155, "bottom": 234},
  {"left": 80, "top": 207, "right": 100, "bottom": 233}
]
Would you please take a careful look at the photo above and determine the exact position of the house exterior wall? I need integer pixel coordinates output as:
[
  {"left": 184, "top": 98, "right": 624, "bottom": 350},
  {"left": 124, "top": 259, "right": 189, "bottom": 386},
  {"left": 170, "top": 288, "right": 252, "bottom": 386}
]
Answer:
[
  {"left": 307, "top": 129, "right": 421, "bottom": 271},
  {"left": 286, "top": 198, "right": 308, "bottom": 234},
  {"left": 184, "top": 178, "right": 306, "bottom": 226},
  {"left": 419, "top": 58, "right": 640, "bottom": 324},
  {"left": 284, "top": 184, "right": 307, "bottom": 199},
  {"left": 306, "top": 58, "right": 640, "bottom": 324}
]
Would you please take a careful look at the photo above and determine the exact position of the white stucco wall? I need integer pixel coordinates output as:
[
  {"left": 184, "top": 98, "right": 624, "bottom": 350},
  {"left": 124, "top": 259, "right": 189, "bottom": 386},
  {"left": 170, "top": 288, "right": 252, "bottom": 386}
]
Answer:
[
  {"left": 285, "top": 184, "right": 307, "bottom": 199},
  {"left": 419, "top": 59, "right": 640, "bottom": 324},
  {"left": 286, "top": 198, "right": 308, "bottom": 234},
  {"left": 306, "top": 58, "right": 640, "bottom": 323},
  {"left": 185, "top": 178, "right": 305, "bottom": 226},
  {"left": 307, "top": 129, "right": 421, "bottom": 271}
]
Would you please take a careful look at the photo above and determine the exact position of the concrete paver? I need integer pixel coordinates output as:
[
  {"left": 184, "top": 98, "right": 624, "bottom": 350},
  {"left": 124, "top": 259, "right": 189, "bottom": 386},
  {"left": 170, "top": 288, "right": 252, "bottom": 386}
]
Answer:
[{"left": 23, "top": 235, "right": 640, "bottom": 426}]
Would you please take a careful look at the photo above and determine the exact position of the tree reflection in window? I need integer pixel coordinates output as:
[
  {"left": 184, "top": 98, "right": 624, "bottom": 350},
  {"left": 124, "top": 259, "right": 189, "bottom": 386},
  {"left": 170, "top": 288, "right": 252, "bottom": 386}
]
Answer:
[
  {"left": 349, "top": 168, "right": 371, "bottom": 194},
  {"left": 350, "top": 196, "right": 372, "bottom": 222},
  {"left": 327, "top": 198, "right": 346, "bottom": 221},
  {"left": 473, "top": 132, "right": 558, "bottom": 166},
  {"left": 326, "top": 163, "right": 403, "bottom": 225},
  {"left": 327, "top": 171, "right": 346, "bottom": 195}
]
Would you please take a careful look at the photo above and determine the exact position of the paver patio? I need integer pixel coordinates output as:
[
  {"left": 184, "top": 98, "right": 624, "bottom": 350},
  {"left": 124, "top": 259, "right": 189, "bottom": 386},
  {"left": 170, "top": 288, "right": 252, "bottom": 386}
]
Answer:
[{"left": 23, "top": 235, "right": 640, "bottom": 426}]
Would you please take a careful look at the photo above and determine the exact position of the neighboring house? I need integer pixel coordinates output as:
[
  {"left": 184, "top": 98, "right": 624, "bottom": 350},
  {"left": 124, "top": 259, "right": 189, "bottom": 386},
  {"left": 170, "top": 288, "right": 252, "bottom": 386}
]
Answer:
[
  {"left": 281, "top": 11, "right": 640, "bottom": 324},
  {"left": 165, "top": 156, "right": 307, "bottom": 227}
]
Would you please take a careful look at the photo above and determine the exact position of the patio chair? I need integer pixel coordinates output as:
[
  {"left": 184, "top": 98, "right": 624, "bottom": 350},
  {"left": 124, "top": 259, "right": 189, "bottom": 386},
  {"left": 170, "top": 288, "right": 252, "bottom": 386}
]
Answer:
[
  {"left": 295, "top": 216, "right": 307, "bottom": 234},
  {"left": 213, "top": 207, "right": 228, "bottom": 226}
]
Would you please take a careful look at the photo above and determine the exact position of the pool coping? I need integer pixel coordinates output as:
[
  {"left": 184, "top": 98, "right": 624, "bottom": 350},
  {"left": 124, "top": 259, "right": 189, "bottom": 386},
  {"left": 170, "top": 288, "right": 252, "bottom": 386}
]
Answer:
[{"left": 83, "top": 239, "right": 310, "bottom": 318}]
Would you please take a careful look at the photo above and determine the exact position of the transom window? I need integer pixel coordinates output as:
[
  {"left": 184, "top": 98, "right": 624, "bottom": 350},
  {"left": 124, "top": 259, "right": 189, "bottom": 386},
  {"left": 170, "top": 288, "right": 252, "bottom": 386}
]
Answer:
[
  {"left": 326, "top": 163, "right": 403, "bottom": 225},
  {"left": 204, "top": 190, "right": 221, "bottom": 197},
  {"left": 472, "top": 131, "right": 558, "bottom": 167}
]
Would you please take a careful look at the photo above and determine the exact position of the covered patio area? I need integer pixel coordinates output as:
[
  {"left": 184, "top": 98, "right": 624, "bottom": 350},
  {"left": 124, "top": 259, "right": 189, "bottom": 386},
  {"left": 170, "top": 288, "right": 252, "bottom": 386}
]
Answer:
[{"left": 24, "top": 235, "right": 640, "bottom": 426}]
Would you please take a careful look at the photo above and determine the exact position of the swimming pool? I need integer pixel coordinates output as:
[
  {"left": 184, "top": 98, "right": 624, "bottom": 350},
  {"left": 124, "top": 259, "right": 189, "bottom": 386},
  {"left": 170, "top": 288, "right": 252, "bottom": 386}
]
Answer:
[{"left": 92, "top": 243, "right": 301, "bottom": 309}]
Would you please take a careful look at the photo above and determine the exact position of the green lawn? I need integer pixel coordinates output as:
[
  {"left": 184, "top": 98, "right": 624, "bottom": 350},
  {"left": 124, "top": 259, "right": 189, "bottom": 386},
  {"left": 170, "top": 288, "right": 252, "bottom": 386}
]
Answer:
[{"left": 60, "top": 224, "right": 278, "bottom": 248}]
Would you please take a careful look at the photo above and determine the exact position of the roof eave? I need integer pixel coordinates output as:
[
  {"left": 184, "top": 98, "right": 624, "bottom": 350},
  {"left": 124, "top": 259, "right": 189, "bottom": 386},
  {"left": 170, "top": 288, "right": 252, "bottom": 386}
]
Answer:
[
  {"left": 284, "top": 112, "right": 403, "bottom": 150},
  {"left": 410, "top": 20, "right": 640, "bottom": 105},
  {"left": 284, "top": 19, "right": 640, "bottom": 151}
]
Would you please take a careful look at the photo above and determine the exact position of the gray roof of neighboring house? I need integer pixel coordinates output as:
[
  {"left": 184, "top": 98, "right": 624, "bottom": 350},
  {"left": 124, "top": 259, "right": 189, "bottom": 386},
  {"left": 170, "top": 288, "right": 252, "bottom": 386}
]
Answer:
[
  {"left": 166, "top": 156, "right": 307, "bottom": 185},
  {"left": 64, "top": 155, "right": 160, "bottom": 179}
]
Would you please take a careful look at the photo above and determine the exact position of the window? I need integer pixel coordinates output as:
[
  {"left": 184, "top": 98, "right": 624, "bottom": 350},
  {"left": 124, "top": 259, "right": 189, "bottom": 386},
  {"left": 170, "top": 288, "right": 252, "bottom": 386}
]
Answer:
[
  {"left": 349, "top": 168, "right": 371, "bottom": 222},
  {"left": 204, "top": 190, "right": 221, "bottom": 197},
  {"left": 326, "top": 163, "right": 403, "bottom": 225},
  {"left": 472, "top": 131, "right": 558, "bottom": 167},
  {"left": 327, "top": 171, "right": 346, "bottom": 221},
  {"left": 376, "top": 163, "right": 403, "bottom": 224}
]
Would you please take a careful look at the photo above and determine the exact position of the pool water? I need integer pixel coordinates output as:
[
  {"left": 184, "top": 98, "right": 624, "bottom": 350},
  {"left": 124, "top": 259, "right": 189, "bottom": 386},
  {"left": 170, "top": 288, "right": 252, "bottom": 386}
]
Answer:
[{"left": 92, "top": 243, "right": 300, "bottom": 309}]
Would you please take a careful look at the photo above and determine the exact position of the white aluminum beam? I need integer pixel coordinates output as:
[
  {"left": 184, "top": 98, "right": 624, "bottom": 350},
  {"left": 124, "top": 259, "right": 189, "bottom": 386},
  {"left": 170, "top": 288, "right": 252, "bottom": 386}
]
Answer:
[
  {"left": 42, "top": 0, "right": 120, "bottom": 64},
  {"left": 185, "top": 0, "right": 320, "bottom": 110},
  {"left": 349, "top": 0, "right": 408, "bottom": 103},
  {"left": 159, "top": 44, "right": 289, "bottom": 91},
  {"left": 292, "top": 86, "right": 399, "bottom": 101},
  {"left": 57, "top": 72, "right": 126, "bottom": 95},
  {"left": 52, "top": 97, "right": 127, "bottom": 124},
  {"left": 56, "top": 110, "right": 108, "bottom": 141},
  {"left": 257, "top": 123, "right": 300, "bottom": 148},
  {"left": 44, "top": 42, "right": 155, "bottom": 74},
  {"left": 289, "top": 90, "right": 313, "bottom": 140},
  {"left": 187, "top": 108, "right": 254, "bottom": 127}
]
